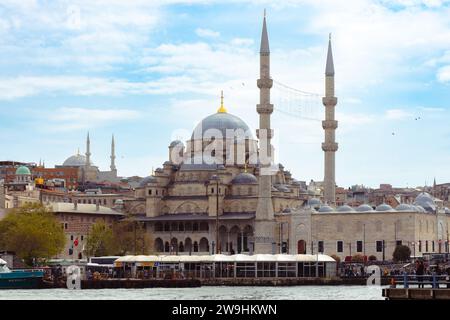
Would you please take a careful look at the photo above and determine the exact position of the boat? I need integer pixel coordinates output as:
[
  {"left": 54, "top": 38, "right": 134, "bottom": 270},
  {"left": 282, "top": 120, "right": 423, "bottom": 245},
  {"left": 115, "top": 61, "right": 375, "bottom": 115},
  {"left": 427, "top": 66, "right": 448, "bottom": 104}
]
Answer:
[{"left": 0, "top": 258, "right": 44, "bottom": 289}]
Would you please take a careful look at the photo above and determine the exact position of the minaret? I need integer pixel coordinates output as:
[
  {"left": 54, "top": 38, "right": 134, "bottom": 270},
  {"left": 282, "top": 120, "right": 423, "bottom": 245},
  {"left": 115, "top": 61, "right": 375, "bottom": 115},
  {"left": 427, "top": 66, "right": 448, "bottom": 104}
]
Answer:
[
  {"left": 85, "top": 132, "right": 91, "bottom": 167},
  {"left": 254, "top": 11, "right": 275, "bottom": 254},
  {"left": 322, "top": 34, "right": 338, "bottom": 205},
  {"left": 110, "top": 134, "right": 117, "bottom": 173}
]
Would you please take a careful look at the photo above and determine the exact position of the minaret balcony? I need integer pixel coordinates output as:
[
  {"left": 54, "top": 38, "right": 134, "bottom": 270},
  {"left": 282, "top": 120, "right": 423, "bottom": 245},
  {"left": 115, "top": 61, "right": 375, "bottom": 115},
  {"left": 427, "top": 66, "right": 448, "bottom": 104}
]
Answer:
[
  {"left": 322, "top": 120, "right": 338, "bottom": 130},
  {"left": 321, "top": 142, "right": 338, "bottom": 152},
  {"left": 256, "top": 128, "right": 274, "bottom": 139},
  {"left": 257, "top": 78, "right": 273, "bottom": 89},
  {"left": 322, "top": 97, "right": 337, "bottom": 106},
  {"left": 256, "top": 103, "right": 274, "bottom": 114}
]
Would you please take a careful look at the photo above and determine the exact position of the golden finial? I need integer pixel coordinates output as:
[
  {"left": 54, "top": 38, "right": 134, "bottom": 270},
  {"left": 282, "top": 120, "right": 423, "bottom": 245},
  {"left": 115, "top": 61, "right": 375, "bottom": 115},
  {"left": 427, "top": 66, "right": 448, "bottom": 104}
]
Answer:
[
  {"left": 244, "top": 161, "right": 248, "bottom": 173},
  {"left": 217, "top": 90, "right": 227, "bottom": 113}
]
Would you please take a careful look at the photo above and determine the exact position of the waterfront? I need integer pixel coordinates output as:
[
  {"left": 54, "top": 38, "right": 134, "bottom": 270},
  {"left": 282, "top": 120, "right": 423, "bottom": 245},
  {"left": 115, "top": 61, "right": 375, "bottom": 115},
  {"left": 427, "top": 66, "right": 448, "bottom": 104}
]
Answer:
[{"left": 0, "top": 286, "right": 386, "bottom": 300}]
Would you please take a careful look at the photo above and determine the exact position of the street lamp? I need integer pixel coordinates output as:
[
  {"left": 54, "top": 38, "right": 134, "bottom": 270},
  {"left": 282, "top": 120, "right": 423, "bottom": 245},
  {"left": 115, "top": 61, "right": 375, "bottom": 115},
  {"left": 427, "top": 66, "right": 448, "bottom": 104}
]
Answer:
[{"left": 211, "top": 174, "right": 220, "bottom": 254}]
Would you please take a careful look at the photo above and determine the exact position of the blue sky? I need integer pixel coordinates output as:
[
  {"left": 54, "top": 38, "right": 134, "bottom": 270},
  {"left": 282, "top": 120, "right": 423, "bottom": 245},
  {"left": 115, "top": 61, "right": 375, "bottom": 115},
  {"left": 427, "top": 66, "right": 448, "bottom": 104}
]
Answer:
[{"left": 0, "top": 0, "right": 449, "bottom": 188}]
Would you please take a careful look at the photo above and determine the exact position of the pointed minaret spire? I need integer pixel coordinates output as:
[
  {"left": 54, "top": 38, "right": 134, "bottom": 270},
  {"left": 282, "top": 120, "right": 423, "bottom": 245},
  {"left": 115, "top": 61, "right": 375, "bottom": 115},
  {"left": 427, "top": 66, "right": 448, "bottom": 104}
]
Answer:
[
  {"left": 322, "top": 33, "right": 338, "bottom": 205},
  {"left": 260, "top": 9, "right": 270, "bottom": 54},
  {"left": 325, "top": 33, "right": 335, "bottom": 76},
  {"left": 217, "top": 90, "right": 227, "bottom": 113},
  {"left": 85, "top": 131, "right": 91, "bottom": 167},
  {"left": 110, "top": 134, "right": 117, "bottom": 172}
]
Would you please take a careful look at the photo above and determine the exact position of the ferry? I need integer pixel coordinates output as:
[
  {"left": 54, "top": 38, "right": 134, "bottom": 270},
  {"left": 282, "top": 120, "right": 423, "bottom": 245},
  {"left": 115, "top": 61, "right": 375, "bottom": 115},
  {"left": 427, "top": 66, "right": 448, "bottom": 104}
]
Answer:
[{"left": 0, "top": 258, "right": 44, "bottom": 289}]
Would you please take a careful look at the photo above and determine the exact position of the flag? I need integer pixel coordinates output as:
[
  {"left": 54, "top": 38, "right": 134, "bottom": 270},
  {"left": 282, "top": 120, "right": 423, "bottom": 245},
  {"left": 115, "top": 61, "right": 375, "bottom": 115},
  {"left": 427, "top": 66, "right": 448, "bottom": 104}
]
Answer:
[{"left": 74, "top": 237, "right": 79, "bottom": 247}]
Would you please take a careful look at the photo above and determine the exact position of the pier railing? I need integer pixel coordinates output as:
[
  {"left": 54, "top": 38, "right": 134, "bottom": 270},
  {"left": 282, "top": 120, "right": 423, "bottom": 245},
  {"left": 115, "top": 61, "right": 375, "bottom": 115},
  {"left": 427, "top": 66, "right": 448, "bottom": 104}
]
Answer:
[{"left": 390, "top": 274, "right": 450, "bottom": 289}]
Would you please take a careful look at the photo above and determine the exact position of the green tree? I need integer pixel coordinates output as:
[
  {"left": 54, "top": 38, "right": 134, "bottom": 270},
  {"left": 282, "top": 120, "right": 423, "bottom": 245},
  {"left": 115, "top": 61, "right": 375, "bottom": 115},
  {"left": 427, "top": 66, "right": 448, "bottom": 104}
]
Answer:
[
  {"left": 368, "top": 255, "right": 377, "bottom": 262},
  {"left": 0, "top": 203, "right": 65, "bottom": 266},
  {"left": 85, "top": 221, "right": 114, "bottom": 257},
  {"left": 393, "top": 245, "right": 411, "bottom": 262},
  {"left": 111, "top": 219, "right": 153, "bottom": 255}
]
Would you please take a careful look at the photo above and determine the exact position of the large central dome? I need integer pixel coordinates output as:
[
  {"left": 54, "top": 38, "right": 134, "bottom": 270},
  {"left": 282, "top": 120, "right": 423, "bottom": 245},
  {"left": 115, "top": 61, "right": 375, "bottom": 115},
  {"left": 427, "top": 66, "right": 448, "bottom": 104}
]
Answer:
[
  {"left": 62, "top": 154, "right": 92, "bottom": 167},
  {"left": 191, "top": 112, "right": 253, "bottom": 139}
]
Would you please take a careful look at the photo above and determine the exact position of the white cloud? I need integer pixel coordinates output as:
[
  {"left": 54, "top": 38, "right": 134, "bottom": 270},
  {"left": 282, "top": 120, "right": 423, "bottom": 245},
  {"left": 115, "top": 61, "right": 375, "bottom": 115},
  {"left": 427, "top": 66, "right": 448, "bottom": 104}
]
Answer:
[
  {"left": 195, "top": 28, "right": 220, "bottom": 38},
  {"left": 44, "top": 107, "right": 140, "bottom": 132},
  {"left": 437, "top": 65, "right": 450, "bottom": 83},
  {"left": 385, "top": 109, "right": 413, "bottom": 120}
]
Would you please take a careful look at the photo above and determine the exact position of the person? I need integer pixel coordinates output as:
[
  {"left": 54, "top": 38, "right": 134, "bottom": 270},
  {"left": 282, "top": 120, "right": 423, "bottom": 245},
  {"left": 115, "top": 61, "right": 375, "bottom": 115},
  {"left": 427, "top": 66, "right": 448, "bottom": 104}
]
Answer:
[{"left": 416, "top": 260, "right": 425, "bottom": 288}]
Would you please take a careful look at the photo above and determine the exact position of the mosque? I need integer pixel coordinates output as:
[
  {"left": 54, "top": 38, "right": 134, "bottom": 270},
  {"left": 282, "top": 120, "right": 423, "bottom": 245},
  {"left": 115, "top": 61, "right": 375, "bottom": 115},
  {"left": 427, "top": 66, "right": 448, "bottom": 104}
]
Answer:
[{"left": 126, "top": 15, "right": 450, "bottom": 260}]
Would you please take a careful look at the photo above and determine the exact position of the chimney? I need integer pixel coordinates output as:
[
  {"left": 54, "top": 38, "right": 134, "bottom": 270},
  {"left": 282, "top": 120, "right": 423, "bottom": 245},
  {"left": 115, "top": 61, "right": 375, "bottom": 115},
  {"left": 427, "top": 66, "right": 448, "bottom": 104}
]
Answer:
[
  {"left": 96, "top": 202, "right": 100, "bottom": 211},
  {"left": 74, "top": 202, "right": 78, "bottom": 210}
]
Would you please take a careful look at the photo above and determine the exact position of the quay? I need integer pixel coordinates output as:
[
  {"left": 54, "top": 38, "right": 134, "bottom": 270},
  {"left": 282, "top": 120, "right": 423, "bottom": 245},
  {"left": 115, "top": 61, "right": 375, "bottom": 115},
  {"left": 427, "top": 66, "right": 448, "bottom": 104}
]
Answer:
[{"left": 383, "top": 274, "right": 450, "bottom": 300}]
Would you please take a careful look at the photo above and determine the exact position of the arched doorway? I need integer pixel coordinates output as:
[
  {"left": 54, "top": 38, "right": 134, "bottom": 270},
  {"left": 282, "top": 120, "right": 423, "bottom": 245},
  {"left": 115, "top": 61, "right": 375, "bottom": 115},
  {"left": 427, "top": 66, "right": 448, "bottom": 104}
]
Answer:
[
  {"left": 154, "top": 238, "right": 164, "bottom": 252},
  {"left": 297, "top": 240, "right": 306, "bottom": 254},
  {"left": 199, "top": 237, "right": 209, "bottom": 252}
]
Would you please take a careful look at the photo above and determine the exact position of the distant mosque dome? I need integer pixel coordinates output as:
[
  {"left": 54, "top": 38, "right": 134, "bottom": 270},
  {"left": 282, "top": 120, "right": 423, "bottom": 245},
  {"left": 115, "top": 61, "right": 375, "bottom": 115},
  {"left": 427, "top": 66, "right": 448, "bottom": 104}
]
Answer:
[
  {"left": 169, "top": 140, "right": 184, "bottom": 148},
  {"left": 231, "top": 172, "right": 258, "bottom": 184},
  {"left": 191, "top": 111, "right": 253, "bottom": 140},
  {"left": 139, "top": 176, "right": 157, "bottom": 187},
  {"left": 356, "top": 204, "right": 374, "bottom": 212},
  {"left": 375, "top": 203, "right": 395, "bottom": 212},
  {"left": 15, "top": 166, "right": 31, "bottom": 175},
  {"left": 336, "top": 205, "right": 355, "bottom": 212},
  {"left": 63, "top": 154, "right": 91, "bottom": 167},
  {"left": 318, "top": 205, "right": 334, "bottom": 213}
]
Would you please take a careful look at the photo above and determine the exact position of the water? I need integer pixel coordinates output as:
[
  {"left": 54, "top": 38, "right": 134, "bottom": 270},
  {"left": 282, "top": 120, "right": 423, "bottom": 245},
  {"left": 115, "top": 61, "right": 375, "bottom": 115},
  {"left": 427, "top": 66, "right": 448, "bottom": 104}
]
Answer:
[{"left": 0, "top": 286, "right": 386, "bottom": 300}]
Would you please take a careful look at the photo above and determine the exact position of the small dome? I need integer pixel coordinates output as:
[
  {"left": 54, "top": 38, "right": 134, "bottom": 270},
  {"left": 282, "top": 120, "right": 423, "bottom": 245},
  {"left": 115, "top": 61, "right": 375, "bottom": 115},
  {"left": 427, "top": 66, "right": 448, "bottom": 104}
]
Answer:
[
  {"left": 356, "top": 204, "right": 374, "bottom": 212},
  {"left": 307, "top": 198, "right": 322, "bottom": 208},
  {"left": 169, "top": 140, "right": 184, "bottom": 148},
  {"left": 274, "top": 184, "right": 290, "bottom": 192},
  {"left": 413, "top": 205, "right": 426, "bottom": 213},
  {"left": 337, "top": 205, "right": 355, "bottom": 212},
  {"left": 191, "top": 112, "right": 253, "bottom": 140},
  {"left": 231, "top": 172, "right": 257, "bottom": 184},
  {"left": 63, "top": 154, "right": 90, "bottom": 167},
  {"left": 396, "top": 204, "right": 413, "bottom": 211},
  {"left": 15, "top": 166, "right": 31, "bottom": 175},
  {"left": 139, "top": 176, "right": 157, "bottom": 187},
  {"left": 376, "top": 203, "right": 395, "bottom": 212},
  {"left": 318, "top": 205, "right": 334, "bottom": 213}
]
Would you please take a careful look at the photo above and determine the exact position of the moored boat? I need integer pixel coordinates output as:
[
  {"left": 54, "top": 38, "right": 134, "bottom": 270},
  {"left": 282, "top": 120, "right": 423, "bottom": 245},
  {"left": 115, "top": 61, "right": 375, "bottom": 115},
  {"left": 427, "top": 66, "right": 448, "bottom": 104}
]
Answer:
[{"left": 0, "top": 258, "right": 44, "bottom": 289}]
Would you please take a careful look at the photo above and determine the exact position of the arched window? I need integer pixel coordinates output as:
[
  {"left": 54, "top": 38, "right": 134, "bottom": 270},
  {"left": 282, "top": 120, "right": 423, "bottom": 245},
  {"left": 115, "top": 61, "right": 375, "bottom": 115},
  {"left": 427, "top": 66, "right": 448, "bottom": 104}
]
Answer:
[
  {"left": 199, "top": 238, "right": 209, "bottom": 252},
  {"left": 164, "top": 241, "right": 170, "bottom": 252},
  {"left": 193, "top": 241, "right": 199, "bottom": 252}
]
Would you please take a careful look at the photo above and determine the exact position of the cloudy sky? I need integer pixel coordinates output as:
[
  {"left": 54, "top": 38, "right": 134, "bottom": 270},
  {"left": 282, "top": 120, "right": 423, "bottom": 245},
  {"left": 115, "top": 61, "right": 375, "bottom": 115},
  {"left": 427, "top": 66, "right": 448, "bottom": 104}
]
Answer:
[{"left": 0, "top": 0, "right": 449, "bottom": 188}]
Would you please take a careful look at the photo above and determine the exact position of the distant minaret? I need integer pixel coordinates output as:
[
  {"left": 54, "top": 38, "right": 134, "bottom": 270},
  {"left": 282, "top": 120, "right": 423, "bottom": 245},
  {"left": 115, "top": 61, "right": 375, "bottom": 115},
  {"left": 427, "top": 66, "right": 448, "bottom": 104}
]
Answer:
[
  {"left": 85, "top": 132, "right": 91, "bottom": 167},
  {"left": 322, "top": 34, "right": 338, "bottom": 205},
  {"left": 110, "top": 134, "right": 117, "bottom": 172},
  {"left": 256, "top": 10, "right": 274, "bottom": 221}
]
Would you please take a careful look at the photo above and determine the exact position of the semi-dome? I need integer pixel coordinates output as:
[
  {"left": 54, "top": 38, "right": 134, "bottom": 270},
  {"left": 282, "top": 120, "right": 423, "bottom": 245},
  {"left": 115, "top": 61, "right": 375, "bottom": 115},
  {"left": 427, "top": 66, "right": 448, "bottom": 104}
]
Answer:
[
  {"left": 274, "top": 184, "right": 290, "bottom": 192},
  {"left": 318, "top": 205, "right": 334, "bottom": 213},
  {"left": 191, "top": 112, "right": 253, "bottom": 140},
  {"left": 337, "top": 205, "right": 355, "bottom": 212},
  {"left": 15, "top": 166, "right": 31, "bottom": 175},
  {"left": 231, "top": 172, "right": 258, "bottom": 184},
  {"left": 139, "top": 176, "right": 157, "bottom": 187},
  {"left": 356, "top": 204, "right": 374, "bottom": 212},
  {"left": 396, "top": 204, "right": 414, "bottom": 211},
  {"left": 63, "top": 154, "right": 90, "bottom": 167},
  {"left": 375, "top": 203, "right": 395, "bottom": 212},
  {"left": 414, "top": 192, "right": 436, "bottom": 213}
]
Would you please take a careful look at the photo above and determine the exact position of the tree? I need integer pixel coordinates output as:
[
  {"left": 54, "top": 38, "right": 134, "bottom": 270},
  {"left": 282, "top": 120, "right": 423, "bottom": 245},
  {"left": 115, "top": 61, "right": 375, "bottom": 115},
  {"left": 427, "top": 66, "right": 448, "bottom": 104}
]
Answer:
[
  {"left": 0, "top": 203, "right": 65, "bottom": 266},
  {"left": 111, "top": 219, "right": 153, "bottom": 255},
  {"left": 393, "top": 245, "right": 411, "bottom": 262},
  {"left": 368, "top": 255, "right": 377, "bottom": 262},
  {"left": 85, "top": 221, "right": 114, "bottom": 257},
  {"left": 330, "top": 254, "right": 341, "bottom": 264}
]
